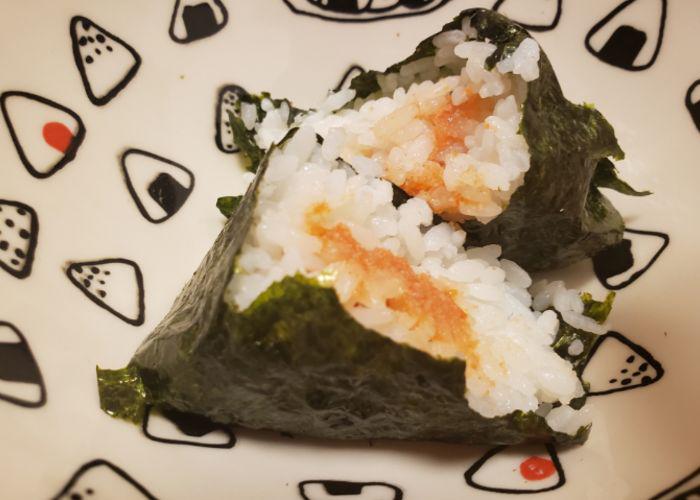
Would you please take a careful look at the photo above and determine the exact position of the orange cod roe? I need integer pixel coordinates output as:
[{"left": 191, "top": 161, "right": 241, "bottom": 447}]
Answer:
[
  {"left": 379, "top": 92, "right": 496, "bottom": 222},
  {"left": 306, "top": 202, "right": 479, "bottom": 370}
]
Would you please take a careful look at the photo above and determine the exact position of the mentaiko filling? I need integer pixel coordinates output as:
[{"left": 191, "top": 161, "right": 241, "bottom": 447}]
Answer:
[
  {"left": 300, "top": 25, "right": 539, "bottom": 223},
  {"left": 227, "top": 123, "right": 599, "bottom": 430},
  {"left": 305, "top": 201, "right": 479, "bottom": 370}
]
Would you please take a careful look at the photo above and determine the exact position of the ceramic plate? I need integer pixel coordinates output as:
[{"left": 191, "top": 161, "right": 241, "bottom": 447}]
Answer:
[{"left": 1, "top": 1, "right": 698, "bottom": 499}]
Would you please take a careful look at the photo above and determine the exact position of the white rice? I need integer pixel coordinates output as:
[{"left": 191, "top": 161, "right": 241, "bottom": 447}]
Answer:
[
  {"left": 531, "top": 279, "right": 608, "bottom": 335},
  {"left": 227, "top": 26, "right": 594, "bottom": 433},
  {"left": 240, "top": 102, "right": 258, "bottom": 130},
  {"left": 546, "top": 404, "right": 593, "bottom": 435}
]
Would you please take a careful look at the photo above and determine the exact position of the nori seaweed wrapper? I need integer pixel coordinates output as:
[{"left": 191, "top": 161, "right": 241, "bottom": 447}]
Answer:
[
  {"left": 349, "top": 8, "right": 648, "bottom": 272},
  {"left": 97, "top": 135, "right": 607, "bottom": 446}
]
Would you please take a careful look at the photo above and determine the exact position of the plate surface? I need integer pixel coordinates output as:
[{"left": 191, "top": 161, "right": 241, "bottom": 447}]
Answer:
[{"left": 0, "top": 1, "right": 698, "bottom": 499}]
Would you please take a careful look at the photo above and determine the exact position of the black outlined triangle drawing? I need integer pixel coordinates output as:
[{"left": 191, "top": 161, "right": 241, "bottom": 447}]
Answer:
[
  {"left": 121, "top": 149, "right": 195, "bottom": 223},
  {"left": 593, "top": 228, "right": 669, "bottom": 290},
  {"left": 215, "top": 85, "right": 248, "bottom": 154},
  {"left": 1, "top": 91, "right": 86, "bottom": 178},
  {"left": 686, "top": 79, "right": 700, "bottom": 133},
  {"left": 52, "top": 459, "right": 156, "bottom": 500},
  {"left": 585, "top": 0, "right": 667, "bottom": 71},
  {"left": 580, "top": 331, "right": 664, "bottom": 396},
  {"left": 70, "top": 16, "right": 141, "bottom": 105},
  {"left": 465, "top": 443, "right": 565, "bottom": 494},
  {"left": 66, "top": 258, "right": 145, "bottom": 326},
  {"left": 142, "top": 405, "right": 236, "bottom": 448},
  {"left": 169, "top": 0, "right": 228, "bottom": 43},
  {"left": 282, "top": 0, "right": 452, "bottom": 23},
  {"left": 299, "top": 480, "right": 403, "bottom": 499},
  {"left": 0, "top": 321, "right": 46, "bottom": 408},
  {"left": 0, "top": 199, "right": 38, "bottom": 279}
]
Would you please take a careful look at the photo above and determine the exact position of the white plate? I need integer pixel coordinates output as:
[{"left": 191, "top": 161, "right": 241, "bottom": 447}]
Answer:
[{"left": 1, "top": 1, "right": 698, "bottom": 498}]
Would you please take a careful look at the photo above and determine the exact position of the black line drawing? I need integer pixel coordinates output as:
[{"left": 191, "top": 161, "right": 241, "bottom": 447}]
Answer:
[
  {"left": 593, "top": 228, "right": 669, "bottom": 290},
  {"left": 333, "top": 64, "right": 366, "bottom": 92},
  {"left": 281, "top": 0, "right": 451, "bottom": 23},
  {"left": 169, "top": 0, "right": 229, "bottom": 43},
  {"left": 465, "top": 443, "right": 565, "bottom": 494},
  {"left": 215, "top": 84, "right": 248, "bottom": 154},
  {"left": 121, "top": 148, "right": 195, "bottom": 224},
  {"left": 0, "top": 199, "right": 38, "bottom": 279},
  {"left": 299, "top": 480, "right": 403, "bottom": 499},
  {"left": 580, "top": 331, "right": 664, "bottom": 397},
  {"left": 52, "top": 459, "right": 157, "bottom": 500},
  {"left": 650, "top": 467, "right": 700, "bottom": 500},
  {"left": 70, "top": 16, "right": 142, "bottom": 106},
  {"left": 0, "top": 321, "right": 46, "bottom": 408},
  {"left": 142, "top": 405, "right": 236, "bottom": 448},
  {"left": 65, "top": 258, "right": 145, "bottom": 326},
  {"left": 584, "top": 0, "right": 667, "bottom": 71},
  {"left": 492, "top": 0, "right": 563, "bottom": 32},
  {"left": 0, "top": 91, "right": 86, "bottom": 179},
  {"left": 685, "top": 79, "right": 700, "bottom": 132}
]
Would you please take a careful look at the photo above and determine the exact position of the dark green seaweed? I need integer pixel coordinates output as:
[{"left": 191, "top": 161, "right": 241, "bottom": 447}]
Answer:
[
  {"left": 216, "top": 195, "right": 242, "bottom": 218},
  {"left": 99, "top": 140, "right": 273, "bottom": 424},
  {"left": 350, "top": 9, "right": 647, "bottom": 272},
  {"left": 101, "top": 273, "right": 586, "bottom": 444},
  {"left": 592, "top": 158, "right": 651, "bottom": 197},
  {"left": 98, "top": 138, "right": 600, "bottom": 446}
]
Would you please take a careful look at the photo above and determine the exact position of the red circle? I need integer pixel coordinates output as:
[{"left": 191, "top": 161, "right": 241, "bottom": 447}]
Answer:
[
  {"left": 42, "top": 122, "right": 74, "bottom": 153},
  {"left": 519, "top": 456, "right": 556, "bottom": 481}
]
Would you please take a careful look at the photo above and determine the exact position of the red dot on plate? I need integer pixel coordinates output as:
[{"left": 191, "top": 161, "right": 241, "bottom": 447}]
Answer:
[
  {"left": 519, "top": 456, "right": 556, "bottom": 481},
  {"left": 42, "top": 121, "right": 74, "bottom": 153}
]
